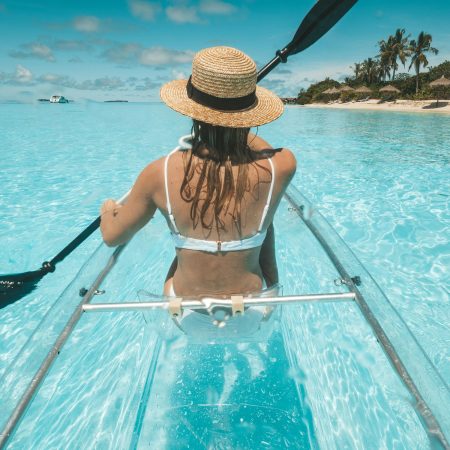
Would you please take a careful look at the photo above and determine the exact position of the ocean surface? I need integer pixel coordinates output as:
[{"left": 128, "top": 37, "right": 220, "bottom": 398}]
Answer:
[{"left": 0, "top": 102, "right": 449, "bottom": 448}]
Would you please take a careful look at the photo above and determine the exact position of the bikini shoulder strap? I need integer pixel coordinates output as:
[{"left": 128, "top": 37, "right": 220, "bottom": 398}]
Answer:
[{"left": 164, "top": 148, "right": 181, "bottom": 234}]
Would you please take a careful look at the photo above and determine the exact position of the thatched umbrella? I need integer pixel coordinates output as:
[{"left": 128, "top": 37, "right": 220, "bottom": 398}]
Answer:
[
  {"left": 321, "top": 87, "right": 340, "bottom": 102},
  {"left": 354, "top": 85, "right": 372, "bottom": 100},
  {"left": 429, "top": 75, "right": 450, "bottom": 88},
  {"left": 354, "top": 86, "right": 372, "bottom": 93},
  {"left": 338, "top": 85, "right": 355, "bottom": 102},
  {"left": 379, "top": 85, "right": 400, "bottom": 93},
  {"left": 323, "top": 87, "right": 340, "bottom": 94},
  {"left": 379, "top": 84, "right": 400, "bottom": 101},
  {"left": 429, "top": 75, "right": 450, "bottom": 105}
]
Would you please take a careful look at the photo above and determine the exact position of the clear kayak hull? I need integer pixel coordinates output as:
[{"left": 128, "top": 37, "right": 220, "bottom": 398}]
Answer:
[{"left": 1, "top": 185, "right": 448, "bottom": 449}]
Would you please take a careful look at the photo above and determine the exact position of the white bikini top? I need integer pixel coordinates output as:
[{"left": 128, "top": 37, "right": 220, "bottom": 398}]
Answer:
[{"left": 164, "top": 148, "right": 275, "bottom": 253}]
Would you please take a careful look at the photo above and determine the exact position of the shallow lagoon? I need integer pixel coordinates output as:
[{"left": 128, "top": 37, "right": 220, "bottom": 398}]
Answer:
[{"left": 0, "top": 102, "right": 448, "bottom": 447}]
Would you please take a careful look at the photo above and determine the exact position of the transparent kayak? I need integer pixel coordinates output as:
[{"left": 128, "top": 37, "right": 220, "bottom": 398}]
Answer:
[{"left": 1, "top": 183, "right": 449, "bottom": 449}]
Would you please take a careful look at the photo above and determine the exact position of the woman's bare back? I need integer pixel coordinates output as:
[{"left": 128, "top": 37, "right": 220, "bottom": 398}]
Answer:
[
  {"left": 158, "top": 134, "right": 296, "bottom": 296},
  {"left": 100, "top": 134, "right": 296, "bottom": 297}
]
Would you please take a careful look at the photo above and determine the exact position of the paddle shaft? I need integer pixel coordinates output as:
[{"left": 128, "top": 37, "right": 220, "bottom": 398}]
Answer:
[
  {"left": 43, "top": 190, "right": 131, "bottom": 272},
  {"left": 257, "top": 48, "right": 290, "bottom": 82}
]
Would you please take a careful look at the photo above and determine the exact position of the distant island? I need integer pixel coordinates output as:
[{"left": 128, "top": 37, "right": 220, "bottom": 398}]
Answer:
[{"left": 104, "top": 100, "right": 128, "bottom": 103}]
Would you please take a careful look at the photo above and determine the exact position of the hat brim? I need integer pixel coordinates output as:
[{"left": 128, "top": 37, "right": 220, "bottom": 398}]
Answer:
[{"left": 160, "top": 79, "right": 284, "bottom": 128}]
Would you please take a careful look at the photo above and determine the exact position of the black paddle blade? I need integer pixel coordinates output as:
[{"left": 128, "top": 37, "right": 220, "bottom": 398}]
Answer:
[
  {"left": 0, "top": 217, "right": 100, "bottom": 308},
  {"left": 289, "top": 0, "right": 358, "bottom": 55},
  {"left": 0, "top": 269, "right": 46, "bottom": 307}
]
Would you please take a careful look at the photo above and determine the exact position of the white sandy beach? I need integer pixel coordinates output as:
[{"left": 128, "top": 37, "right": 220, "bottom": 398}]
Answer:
[{"left": 303, "top": 99, "right": 450, "bottom": 114}]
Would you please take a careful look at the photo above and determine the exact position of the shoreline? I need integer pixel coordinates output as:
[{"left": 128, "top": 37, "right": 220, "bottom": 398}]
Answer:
[{"left": 299, "top": 99, "right": 450, "bottom": 115}]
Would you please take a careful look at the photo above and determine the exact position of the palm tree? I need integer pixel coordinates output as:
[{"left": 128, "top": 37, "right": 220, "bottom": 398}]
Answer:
[
  {"left": 361, "top": 58, "right": 379, "bottom": 85},
  {"left": 390, "top": 28, "right": 410, "bottom": 80},
  {"left": 377, "top": 38, "right": 392, "bottom": 81},
  {"left": 409, "top": 32, "right": 439, "bottom": 93},
  {"left": 350, "top": 63, "right": 362, "bottom": 80}
]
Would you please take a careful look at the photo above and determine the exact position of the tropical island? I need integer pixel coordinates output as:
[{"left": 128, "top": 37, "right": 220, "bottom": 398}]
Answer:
[{"left": 284, "top": 30, "right": 450, "bottom": 114}]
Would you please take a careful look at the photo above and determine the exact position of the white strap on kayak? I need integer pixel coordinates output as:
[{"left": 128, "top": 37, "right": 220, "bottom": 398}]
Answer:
[
  {"left": 168, "top": 297, "right": 183, "bottom": 318},
  {"left": 231, "top": 295, "right": 244, "bottom": 316}
]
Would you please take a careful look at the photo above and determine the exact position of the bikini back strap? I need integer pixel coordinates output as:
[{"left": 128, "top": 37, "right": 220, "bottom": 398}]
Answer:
[
  {"left": 164, "top": 148, "right": 181, "bottom": 234},
  {"left": 257, "top": 157, "right": 275, "bottom": 232}
]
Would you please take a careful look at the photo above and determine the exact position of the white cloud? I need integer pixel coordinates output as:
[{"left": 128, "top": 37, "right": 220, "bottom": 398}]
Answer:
[
  {"left": 30, "top": 43, "right": 54, "bottom": 61},
  {"left": 171, "top": 69, "right": 188, "bottom": 80},
  {"left": 129, "top": 0, "right": 161, "bottom": 21},
  {"left": 9, "top": 42, "right": 55, "bottom": 62},
  {"left": 38, "top": 73, "right": 127, "bottom": 91},
  {"left": 199, "top": 0, "right": 235, "bottom": 15},
  {"left": 139, "top": 47, "right": 194, "bottom": 65},
  {"left": 73, "top": 16, "right": 100, "bottom": 33},
  {"left": 54, "top": 40, "right": 91, "bottom": 51},
  {"left": 166, "top": 5, "right": 200, "bottom": 24},
  {"left": 133, "top": 77, "right": 160, "bottom": 90},
  {"left": 101, "top": 42, "right": 193, "bottom": 66},
  {"left": 40, "top": 73, "right": 60, "bottom": 83},
  {"left": 15, "top": 65, "right": 33, "bottom": 83},
  {"left": 102, "top": 43, "right": 141, "bottom": 63},
  {"left": 0, "top": 65, "right": 34, "bottom": 85}
]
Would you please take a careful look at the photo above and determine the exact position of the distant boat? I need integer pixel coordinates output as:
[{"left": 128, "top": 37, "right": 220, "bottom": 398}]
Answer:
[
  {"left": 104, "top": 100, "right": 129, "bottom": 103},
  {"left": 49, "top": 95, "right": 69, "bottom": 104}
]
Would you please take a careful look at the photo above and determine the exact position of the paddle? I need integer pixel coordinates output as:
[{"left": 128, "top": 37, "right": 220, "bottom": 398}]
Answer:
[{"left": 0, "top": 0, "right": 358, "bottom": 307}]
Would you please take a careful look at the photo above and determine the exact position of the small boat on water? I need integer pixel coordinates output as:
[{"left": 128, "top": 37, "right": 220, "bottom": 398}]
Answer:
[
  {"left": 49, "top": 95, "right": 69, "bottom": 104},
  {"left": 0, "top": 135, "right": 448, "bottom": 449}
]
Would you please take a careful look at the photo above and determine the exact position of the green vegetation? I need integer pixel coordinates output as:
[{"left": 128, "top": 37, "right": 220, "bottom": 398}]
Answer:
[{"left": 297, "top": 29, "right": 449, "bottom": 104}]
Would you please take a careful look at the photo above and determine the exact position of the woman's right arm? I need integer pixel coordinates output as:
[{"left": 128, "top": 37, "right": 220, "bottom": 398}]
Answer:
[{"left": 100, "top": 159, "right": 162, "bottom": 246}]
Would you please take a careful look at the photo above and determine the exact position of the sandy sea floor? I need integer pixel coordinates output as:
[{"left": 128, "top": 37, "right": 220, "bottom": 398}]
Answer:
[{"left": 304, "top": 99, "right": 450, "bottom": 114}]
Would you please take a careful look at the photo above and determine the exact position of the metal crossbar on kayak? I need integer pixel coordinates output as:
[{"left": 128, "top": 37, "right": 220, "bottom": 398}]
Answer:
[{"left": 82, "top": 292, "right": 355, "bottom": 313}]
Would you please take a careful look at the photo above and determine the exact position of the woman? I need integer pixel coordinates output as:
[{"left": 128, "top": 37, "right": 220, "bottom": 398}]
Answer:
[{"left": 100, "top": 46, "right": 296, "bottom": 300}]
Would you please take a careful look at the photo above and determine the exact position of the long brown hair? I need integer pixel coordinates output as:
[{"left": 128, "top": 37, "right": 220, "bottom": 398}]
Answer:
[{"left": 180, "top": 120, "right": 270, "bottom": 238}]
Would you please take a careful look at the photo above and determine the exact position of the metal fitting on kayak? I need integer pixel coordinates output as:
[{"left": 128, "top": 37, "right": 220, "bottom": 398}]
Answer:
[
  {"left": 169, "top": 298, "right": 183, "bottom": 318},
  {"left": 231, "top": 295, "right": 245, "bottom": 316},
  {"left": 334, "top": 276, "right": 361, "bottom": 287}
]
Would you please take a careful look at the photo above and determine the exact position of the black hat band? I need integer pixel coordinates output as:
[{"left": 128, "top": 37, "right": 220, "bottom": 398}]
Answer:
[{"left": 186, "top": 76, "right": 256, "bottom": 111}]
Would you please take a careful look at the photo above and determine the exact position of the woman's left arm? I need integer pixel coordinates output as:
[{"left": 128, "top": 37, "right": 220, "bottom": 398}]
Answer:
[{"left": 100, "top": 162, "right": 159, "bottom": 247}]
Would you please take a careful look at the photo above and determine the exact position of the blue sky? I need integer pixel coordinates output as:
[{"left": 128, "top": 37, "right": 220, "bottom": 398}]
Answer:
[{"left": 1, "top": 0, "right": 449, "bottom": 102}]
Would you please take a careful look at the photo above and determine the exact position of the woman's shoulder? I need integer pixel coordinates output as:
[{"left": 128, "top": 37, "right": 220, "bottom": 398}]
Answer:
[
  {"left": 140, "top": 155, "right": 166, "bottom": 177},
  {"left": 247, "top": 133, "right": 296, "bottom": 172},
  {"left": 270, "top": 147, "right": 297, "bottom": 176}
]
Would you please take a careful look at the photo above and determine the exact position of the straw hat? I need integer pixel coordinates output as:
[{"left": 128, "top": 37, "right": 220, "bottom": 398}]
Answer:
[{"left": 160, "top": 46, "right": 284, "bottom": 128}]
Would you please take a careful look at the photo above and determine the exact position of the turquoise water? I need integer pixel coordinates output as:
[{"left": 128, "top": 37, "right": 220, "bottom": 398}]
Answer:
[{"left": 0, "top": 103, "right": 449, "bottom": 448}]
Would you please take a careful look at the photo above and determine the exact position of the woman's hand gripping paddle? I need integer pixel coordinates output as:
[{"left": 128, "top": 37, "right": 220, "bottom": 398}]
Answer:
[{"left": 0, "top": 0, "right": 358, "bottom": 307}]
